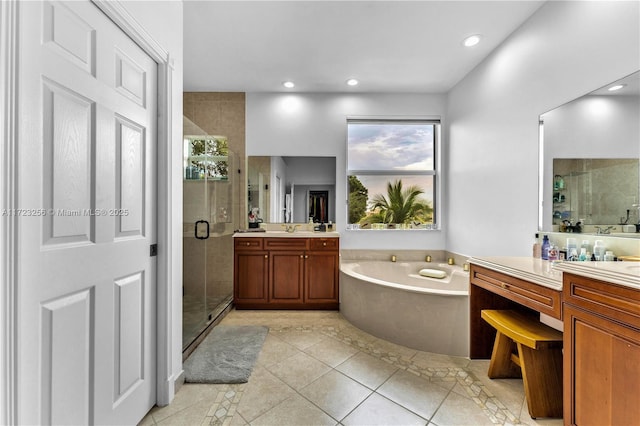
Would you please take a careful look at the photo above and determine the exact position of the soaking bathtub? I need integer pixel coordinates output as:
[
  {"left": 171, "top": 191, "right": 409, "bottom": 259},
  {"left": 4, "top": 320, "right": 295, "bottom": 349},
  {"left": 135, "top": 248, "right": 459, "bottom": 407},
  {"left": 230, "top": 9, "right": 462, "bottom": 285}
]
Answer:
[{"left": 340, "top": 260, "right": 470, "bottom": 357}]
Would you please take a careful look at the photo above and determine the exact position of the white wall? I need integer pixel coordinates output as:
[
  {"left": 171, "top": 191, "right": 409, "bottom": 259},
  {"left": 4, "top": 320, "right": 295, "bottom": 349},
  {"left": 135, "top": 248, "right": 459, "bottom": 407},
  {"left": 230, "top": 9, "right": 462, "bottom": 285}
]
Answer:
[
  {"left": 119, "top": 0, "right": 184, "bottom": 403},
  {"left": 446, "top": 1, "right": 639, "bottom": 257},
  {"left": 247, "top": 92, "right": 447, "bottom": 249}
]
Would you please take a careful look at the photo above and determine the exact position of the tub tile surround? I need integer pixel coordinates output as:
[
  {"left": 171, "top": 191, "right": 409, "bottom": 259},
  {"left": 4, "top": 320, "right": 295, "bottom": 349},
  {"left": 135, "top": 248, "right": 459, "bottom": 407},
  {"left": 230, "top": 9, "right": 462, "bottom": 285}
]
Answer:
[
  {"left": 141, "top": 310, "right": 562, "bottom": 425},
  {"left": 341, "top": 248, "right": 470, "bottom": 267}
]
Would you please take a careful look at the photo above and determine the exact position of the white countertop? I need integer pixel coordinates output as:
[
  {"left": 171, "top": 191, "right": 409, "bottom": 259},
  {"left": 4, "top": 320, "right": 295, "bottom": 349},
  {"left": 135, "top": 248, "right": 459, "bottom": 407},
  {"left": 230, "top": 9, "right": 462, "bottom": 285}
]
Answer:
[
  {"left": 553, "top": 261, "right": 640, "bottom": 290},
  {"left": 233, "top": 230, "right": 340, "bottom": 238},
  {"left": 469, "top": 256, "right": 640, "bottom": 291},
  {"left": 468, "top": 257, "right": 563, "bottom": 290}
]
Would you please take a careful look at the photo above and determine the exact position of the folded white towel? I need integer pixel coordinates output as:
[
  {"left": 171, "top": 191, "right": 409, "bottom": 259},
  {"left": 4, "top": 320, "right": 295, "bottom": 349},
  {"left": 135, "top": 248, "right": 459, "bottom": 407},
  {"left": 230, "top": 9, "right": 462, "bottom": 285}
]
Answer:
[{"left": 419, "top": 268, "right": 447, "bottom": 279}]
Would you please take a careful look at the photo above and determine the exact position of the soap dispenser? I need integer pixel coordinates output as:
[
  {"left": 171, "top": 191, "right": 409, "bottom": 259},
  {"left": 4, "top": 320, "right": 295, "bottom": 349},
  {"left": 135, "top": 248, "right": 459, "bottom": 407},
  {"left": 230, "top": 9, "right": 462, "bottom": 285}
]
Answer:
[{"left": 541, "top": 235, "right": 550, "bottom": 260}]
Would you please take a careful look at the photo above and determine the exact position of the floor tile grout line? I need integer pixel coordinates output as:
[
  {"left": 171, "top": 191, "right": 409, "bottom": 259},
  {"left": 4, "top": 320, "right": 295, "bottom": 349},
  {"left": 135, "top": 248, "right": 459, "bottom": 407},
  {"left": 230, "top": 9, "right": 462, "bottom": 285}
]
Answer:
[
  {"left": 272, "top": 322, "right": 525, "bottom": 425},
  {"left": 213, "top": 316, "right": 527, "bottom": 426}
]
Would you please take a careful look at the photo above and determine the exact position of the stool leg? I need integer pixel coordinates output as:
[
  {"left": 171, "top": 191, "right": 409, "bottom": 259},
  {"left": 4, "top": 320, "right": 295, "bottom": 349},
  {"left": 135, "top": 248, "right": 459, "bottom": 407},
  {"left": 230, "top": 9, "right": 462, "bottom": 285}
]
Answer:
[
  {"left": 518, "top": 343, "right": 563, "bottom": 418},
  {"left": 488, "top": 331, "right": 522, "bottom": 378}
]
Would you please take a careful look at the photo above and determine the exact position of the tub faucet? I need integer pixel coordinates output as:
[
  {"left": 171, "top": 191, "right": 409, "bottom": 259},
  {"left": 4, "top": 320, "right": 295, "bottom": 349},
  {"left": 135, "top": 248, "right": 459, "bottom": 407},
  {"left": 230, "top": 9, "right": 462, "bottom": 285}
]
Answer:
[
  {"left": 425, "top": 255, "right": 432, "bottom": 263},
  {"left": 391, "top": 255, "right": 397, "bottom": 262},
  {"left": 447, "top": 257, "right": 455, "bottom": 265}
]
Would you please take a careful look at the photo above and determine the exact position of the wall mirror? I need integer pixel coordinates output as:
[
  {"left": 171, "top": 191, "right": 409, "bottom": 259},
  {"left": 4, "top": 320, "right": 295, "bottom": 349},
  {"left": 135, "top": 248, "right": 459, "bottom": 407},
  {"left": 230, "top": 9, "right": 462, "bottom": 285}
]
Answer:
[
  {"left": 539, "top": 71, "right": 640, "bottom": 238},
  {"left": 247, "top": 156, "right": 336, "bottom": 225}
]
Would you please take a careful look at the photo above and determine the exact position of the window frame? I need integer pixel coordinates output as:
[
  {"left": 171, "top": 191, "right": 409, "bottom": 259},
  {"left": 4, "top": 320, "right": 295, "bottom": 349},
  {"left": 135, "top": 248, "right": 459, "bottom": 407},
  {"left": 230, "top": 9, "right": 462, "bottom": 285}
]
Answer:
[{"left": 346, "top": 117, "right": 441, "bottom": 231}]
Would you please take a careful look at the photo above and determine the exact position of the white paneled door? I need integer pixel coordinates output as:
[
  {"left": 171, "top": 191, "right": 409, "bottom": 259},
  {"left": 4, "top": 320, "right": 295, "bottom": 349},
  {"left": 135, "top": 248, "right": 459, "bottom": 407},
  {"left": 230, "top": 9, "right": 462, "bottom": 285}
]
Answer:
[{"left": 17, "top": 1, "right": 157, "bottom": 424}]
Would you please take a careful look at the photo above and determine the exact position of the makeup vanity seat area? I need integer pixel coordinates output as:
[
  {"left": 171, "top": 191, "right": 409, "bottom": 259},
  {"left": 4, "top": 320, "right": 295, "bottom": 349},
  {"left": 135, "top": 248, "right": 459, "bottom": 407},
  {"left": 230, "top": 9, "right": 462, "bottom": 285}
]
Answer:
[
  {"left": 469, "top": 258, "right": 640, "bottom": 425},
  {"left": 233, "top": 233, "right": 339, "bottom": 309}
]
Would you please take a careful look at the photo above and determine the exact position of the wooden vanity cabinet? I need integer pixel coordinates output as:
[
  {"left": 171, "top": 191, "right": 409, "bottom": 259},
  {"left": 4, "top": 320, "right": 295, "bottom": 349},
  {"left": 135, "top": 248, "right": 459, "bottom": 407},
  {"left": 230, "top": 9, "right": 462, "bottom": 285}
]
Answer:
[
  {"left": 305, "top": 238, "right": 340, "bottom": 304},
  {"left": 233, "top": 238, "right": 269, "bottom": 303},
  {"left": 469, "top": 264, "right": 562, "bottom": 359},
  {"left": 234, "top": 236, "right": 339, "bottom": 309},
  {"left": 563, "top": 273, "right": 640, "bottom": 426}
]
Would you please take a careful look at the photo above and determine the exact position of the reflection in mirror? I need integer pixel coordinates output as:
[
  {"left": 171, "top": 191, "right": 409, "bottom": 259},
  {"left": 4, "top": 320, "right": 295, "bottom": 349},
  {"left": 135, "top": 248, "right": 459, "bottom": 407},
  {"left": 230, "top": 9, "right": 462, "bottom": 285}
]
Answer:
[
  {"left": 552, "top": 159, "right": 639, "bottom": 229},
  {"left": 247, "top": 156, "right": 336, "bottom": 225},
  {"left": 540, "top": 71, "right": 640, "bottom": 237}
]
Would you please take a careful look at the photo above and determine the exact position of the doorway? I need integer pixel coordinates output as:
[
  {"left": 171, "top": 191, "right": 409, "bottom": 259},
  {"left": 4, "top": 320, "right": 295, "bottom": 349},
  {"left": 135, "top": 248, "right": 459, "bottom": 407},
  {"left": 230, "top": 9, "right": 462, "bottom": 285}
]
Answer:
[{"left": 309, "top": 191, "right": 329, "bottom": 223}]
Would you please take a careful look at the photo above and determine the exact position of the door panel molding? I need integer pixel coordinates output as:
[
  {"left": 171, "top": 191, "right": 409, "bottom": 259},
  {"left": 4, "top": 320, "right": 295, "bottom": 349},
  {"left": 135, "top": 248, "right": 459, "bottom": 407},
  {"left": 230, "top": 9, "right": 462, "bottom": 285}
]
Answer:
[
  {"left": 1, "top": 1, "right": 19, "bottom": 424},
  {"left": 41, "top": 288, "right": 95, "bottom": 426}
]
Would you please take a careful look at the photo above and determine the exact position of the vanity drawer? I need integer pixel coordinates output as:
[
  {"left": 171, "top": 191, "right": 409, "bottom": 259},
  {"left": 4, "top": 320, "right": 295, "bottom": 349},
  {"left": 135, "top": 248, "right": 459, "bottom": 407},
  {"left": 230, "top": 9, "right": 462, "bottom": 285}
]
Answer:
[
  {"left": 264, "top": 238, "right": 308, "bottom": 250},
  {"left": 564, "top": 272, "right": 640, "bottom": 329},
  {"left": 234, "top": 238, "right": 263, "bottom": 250},
  {"left": 308, "top": 238, "right": 339, "bottom": 251},
  {"left": 471, "top": 265, "right": 562, "bottom": 319}
]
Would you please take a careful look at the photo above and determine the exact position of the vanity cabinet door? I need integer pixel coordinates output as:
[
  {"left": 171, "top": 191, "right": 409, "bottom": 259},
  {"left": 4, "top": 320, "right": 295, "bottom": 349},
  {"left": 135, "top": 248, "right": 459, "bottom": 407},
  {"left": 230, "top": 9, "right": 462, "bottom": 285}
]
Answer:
[
  {"left": 234, "top": 250, "right": 269, "bottom": 306},
  {"left": 564, "top": 304, "right": 640, "bottom": 426},
  {"left": 563, "top": 272, "right": 640, "bottom": 426},
  {"left": 270, "top": 251, "right": 305, "bottom": 304},
  {"left": 305, "top": 250, "right": 339, "bottom": 304}
]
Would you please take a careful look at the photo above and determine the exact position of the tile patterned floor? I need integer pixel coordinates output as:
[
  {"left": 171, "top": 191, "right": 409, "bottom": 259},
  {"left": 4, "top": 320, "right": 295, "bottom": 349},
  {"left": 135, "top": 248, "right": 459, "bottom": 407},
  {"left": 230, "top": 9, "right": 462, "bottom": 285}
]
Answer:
[{"left": 141, "top": 310, "right": 564, "bottom": 426}]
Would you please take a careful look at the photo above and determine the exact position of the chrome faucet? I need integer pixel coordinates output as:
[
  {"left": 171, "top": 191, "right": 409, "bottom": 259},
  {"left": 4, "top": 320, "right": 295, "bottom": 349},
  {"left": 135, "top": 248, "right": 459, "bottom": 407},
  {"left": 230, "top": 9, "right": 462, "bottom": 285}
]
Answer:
[
  {"left": 595, "top": 225, "right": 614, "bottom": 235},
  {"left": 282, "top": 224, "right": 300, "bottom": 233}
]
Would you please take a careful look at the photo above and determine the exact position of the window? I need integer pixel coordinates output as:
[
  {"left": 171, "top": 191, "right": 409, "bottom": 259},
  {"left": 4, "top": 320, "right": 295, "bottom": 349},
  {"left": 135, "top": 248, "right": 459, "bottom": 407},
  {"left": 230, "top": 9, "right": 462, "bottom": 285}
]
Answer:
[
  {"left": 183, "top": 136, "right": 229, "bottom": 180},
  {"left": 347, "top": 119, "right": 439, "bottom": 230}
]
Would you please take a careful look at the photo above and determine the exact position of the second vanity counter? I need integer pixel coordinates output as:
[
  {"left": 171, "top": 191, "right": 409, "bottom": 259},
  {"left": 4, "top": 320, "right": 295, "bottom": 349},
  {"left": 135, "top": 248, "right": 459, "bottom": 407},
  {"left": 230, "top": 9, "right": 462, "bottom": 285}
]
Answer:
[
  {"left": 468, "top": 256, "right": 640, "bottom": 424},
  {"left": 469, "top": 256, "right": 640, "bottom": 291}
]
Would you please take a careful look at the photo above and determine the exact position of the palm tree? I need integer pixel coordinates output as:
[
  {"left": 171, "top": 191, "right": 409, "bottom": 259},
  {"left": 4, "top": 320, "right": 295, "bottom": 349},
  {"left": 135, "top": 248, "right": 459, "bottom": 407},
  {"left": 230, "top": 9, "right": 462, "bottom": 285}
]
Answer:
[{"left": 370, "top": 180, "right": 432, "bottom": 224}]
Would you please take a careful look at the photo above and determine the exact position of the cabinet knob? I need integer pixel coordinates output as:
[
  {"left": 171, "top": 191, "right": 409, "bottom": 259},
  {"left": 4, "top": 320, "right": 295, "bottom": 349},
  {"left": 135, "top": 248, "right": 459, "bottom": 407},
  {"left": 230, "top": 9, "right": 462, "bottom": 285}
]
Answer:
[
  {"left": 501, "top": 283, "right": 508, "bottom": 289},
  {"left": 300, "top": 255, "right": 303, "bottom": 258},
  {"left": 323, "top": 242, "right": 327, "bottom": 246},
  {"left": 246, "top": 242, "right": 250, "bottom": 246},
  {"left": 264, "top": 255, "right": 268, "bottom": 259},
  {"left": 305, "top": 255, "right": 308, "bottom": 259}
]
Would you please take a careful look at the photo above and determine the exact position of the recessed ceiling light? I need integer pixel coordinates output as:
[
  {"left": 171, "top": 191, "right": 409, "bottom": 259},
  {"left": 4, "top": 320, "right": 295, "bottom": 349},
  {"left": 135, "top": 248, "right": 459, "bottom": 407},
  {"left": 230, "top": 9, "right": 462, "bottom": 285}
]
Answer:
[
  {"left": 608, "top": 84, "right": 626, "bottom": 91},
  {"left": 283, "top": 81, "right": 295, "bottom": 89},
  {"left": 346, "top": 78, "right": 359, "bottom": 86},
  {"left": 463, "top": 34, "right": 481, "bottom": 47}
]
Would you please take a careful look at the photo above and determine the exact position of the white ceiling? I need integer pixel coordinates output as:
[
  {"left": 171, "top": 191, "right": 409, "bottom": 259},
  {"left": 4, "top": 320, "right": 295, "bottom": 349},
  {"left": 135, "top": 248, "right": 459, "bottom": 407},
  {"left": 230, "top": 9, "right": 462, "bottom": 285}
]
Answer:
[{"left": 183, "top": 1, "right": 545, "bottom": 93}]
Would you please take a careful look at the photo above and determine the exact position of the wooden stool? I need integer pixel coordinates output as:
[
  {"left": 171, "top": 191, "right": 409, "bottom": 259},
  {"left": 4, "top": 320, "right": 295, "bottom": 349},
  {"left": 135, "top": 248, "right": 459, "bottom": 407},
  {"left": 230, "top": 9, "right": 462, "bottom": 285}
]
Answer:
[{"left": 481, "top": 309, "right": 563, "bottom": 419}]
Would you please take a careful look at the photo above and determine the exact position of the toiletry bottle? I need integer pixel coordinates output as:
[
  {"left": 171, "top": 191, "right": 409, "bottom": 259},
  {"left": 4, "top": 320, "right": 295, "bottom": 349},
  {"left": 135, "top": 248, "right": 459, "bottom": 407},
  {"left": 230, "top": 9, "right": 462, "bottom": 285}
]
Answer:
[
  {"left": 568, "top": 248, "right": 578, "bottom": 261},
  {"left": 581, "top": 240, "right": 591, "bottom": 254},
  {"left": 604, "top": 251, "right": 615, "bottom": 261},
  {"left": 533, "top": 233, "right": 541, "bottom": 258},
  {"left": 548, "top": 244, "right": 559, "bottom": 261},
  {"left": 578, "top": 248, "right": 587, "bottom": 261},
  {"left": 566, "top": 238, "right": 577, "bottom": 257},
  {"left": 541, "top": 235, "right": 550, "bottom": 260},
  {"left": 593, "top": 240, "right": 605, "bottom": 261}
]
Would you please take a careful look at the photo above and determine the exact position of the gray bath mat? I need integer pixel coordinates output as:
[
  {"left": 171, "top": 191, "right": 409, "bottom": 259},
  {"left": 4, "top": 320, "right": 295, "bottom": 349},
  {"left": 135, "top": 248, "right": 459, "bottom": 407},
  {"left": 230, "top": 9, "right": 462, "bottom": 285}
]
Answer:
[{"left": 184, "top": 325, "right": 269, "bottom": 383}]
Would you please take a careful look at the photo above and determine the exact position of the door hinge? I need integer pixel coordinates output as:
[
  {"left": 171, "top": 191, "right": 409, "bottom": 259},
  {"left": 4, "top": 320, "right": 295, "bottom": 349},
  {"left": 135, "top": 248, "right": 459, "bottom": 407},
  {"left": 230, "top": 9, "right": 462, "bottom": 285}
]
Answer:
[{"left": 150, "top": 244, "right": 158, "bottom": 257}]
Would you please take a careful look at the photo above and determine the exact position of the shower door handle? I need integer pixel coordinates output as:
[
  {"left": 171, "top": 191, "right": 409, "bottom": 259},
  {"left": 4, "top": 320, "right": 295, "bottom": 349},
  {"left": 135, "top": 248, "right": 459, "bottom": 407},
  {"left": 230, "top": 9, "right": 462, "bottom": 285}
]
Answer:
[{"left": 195, "top": 220, "right": 210, "bottom": 240}]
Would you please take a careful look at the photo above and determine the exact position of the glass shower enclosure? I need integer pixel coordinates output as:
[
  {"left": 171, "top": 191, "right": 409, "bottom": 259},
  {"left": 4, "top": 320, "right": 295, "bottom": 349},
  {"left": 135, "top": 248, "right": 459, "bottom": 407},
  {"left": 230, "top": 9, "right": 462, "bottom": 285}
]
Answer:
[{"left": 183, "top": 117, "right": 237, "bottom": 351}]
